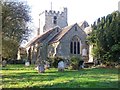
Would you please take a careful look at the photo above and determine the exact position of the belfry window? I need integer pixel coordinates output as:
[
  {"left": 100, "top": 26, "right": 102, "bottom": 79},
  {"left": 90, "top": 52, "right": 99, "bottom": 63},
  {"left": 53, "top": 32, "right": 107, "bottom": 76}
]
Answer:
[
  {"left": 70, "top": 36, "right": 81, "bottom": 54},
  {"left": 53, "top": 16, "right": 57, "bottom": 24}
]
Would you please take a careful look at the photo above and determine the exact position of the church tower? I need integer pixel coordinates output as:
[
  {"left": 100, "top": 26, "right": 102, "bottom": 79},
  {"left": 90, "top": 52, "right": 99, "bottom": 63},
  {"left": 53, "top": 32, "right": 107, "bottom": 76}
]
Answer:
[{"left": 39, "top": 8, "right": 68, "bottom": 34}]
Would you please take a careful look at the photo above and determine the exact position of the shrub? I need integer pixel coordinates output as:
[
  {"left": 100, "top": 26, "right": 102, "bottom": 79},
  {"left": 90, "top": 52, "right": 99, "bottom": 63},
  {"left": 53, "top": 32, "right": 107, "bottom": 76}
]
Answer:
[
  {"left": 70, "top": 56, "right": 83, "bottom": 70},
  {"left": 48, "top": 56, "right": 63, "bottom": 68}
]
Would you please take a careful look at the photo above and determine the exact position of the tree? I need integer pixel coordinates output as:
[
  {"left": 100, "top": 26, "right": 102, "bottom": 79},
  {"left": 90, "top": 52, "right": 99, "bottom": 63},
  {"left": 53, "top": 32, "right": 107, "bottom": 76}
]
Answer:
[
  {"left": 2, "top": 1, "right": 31, "bottom": 59},
  {"left": 88, "top": 11, "right": 120, "bottom": 64}
]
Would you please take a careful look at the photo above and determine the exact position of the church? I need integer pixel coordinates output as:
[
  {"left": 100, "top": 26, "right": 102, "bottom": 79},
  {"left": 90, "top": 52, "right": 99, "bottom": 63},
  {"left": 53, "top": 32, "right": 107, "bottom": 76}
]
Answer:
[{"left": 25, "top": 7, "right": 93, "bottom": 64}]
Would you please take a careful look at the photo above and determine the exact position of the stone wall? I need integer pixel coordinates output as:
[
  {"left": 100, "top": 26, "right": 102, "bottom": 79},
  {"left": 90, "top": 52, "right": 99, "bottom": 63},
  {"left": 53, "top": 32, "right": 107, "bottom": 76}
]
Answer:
[
  {"left": 44, "top": 8, "right": 68, "bottom": 32},
  {"left": 56, "top": 24, "right": 88, "bottom": 61}
]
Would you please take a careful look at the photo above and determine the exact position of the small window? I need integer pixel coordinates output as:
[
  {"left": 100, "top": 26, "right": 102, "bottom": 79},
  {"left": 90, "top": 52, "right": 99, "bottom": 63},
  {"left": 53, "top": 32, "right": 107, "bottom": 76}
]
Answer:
[
  {"left": 53, "top": 16, "right": 57, "bottom": 24},
  {"left": 56, "top": 27, "right": 59, "bottom": 32},
  {"left": 75, "top": 27, "right": 77, "bottom": 31}
]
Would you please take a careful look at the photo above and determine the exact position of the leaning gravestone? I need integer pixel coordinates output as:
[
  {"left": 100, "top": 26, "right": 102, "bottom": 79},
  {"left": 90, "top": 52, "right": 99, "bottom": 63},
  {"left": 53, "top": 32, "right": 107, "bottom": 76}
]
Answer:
[{"left": 58, "top": 61, "right": 64, "bottom": 71}]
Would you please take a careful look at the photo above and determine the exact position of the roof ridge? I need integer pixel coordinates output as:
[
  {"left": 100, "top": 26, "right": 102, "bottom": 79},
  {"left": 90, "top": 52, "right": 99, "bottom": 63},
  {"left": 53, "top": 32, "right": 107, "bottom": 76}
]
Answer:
[
  {"left": 49, "top": 24, "right": 75, "bottom": 43},
  {"left": 25, "top": 27, "right": 59, "bottom": 48}
]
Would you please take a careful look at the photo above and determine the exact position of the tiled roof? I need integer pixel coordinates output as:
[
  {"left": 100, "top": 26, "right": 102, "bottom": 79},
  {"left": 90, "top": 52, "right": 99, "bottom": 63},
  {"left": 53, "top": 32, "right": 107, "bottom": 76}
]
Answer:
[
  {"left": 25, "top": 27, "right": 57, "bottom": 48},
  {"left": 49, "top": 21, "right": 88, "bottom": 43},
  {"left": 49, "top": 24, "right": 75, "bottom": 43},
  {"left": 25, "top": 21, "right": 88, "bottom": 48}
]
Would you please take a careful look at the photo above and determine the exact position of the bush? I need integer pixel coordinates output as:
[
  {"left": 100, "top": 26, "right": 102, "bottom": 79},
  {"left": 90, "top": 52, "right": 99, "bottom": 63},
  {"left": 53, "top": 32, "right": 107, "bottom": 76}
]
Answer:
[
  {"left": 70, "top": 56, "right": 83, "bottom": 70},
  {"left": 7, "top": 59, "right": 25, "bottom": 64},
  {"left": 48, "top": 57, "right": 63, "bottom": 68}
]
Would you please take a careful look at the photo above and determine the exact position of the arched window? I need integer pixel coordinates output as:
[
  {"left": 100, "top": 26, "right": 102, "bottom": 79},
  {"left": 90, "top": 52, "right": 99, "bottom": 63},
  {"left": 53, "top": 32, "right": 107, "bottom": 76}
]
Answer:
[
  {"left": 70, "top": 36, "right": 81, "bottom": 54},
  {"left": 70, "top": 42, "right": 73, "bottom": 54},
  {"left": 77, "top": 42, "right": 80, "bottom": 54},
  {"left": 74, "top": 42, "right": 76, "bottom": 54}
]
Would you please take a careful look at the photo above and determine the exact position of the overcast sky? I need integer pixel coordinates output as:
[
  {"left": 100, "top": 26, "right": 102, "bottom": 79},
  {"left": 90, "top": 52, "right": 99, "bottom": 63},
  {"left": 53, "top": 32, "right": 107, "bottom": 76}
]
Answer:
[{"left": 21, "top": 0, "right": 119, "bottom": 46}]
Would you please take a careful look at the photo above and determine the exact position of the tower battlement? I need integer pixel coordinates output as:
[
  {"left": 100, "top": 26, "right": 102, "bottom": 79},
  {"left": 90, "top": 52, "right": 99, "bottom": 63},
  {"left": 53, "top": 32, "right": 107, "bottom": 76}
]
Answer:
[
  {"left": 38, "top": 7, "right": 68, "bottom": 34},
  {"left": 43, "top": 7, "right": 68, "bottom": 32},
  {"left": 45, "top": 8, "right": 67, "bottom": 16},
  {"left": 45, "top": 10, "right": 60, "bottom": 15}
]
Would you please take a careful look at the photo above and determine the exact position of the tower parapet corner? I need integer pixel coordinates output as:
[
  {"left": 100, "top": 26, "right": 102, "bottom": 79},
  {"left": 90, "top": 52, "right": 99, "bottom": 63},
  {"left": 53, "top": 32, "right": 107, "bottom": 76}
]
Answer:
[
  {"left": 63, "top": 7, "right": 67, "bottom": 11},
  {"left": 60, "top": 12, "right": 64, "bottom": 16}
]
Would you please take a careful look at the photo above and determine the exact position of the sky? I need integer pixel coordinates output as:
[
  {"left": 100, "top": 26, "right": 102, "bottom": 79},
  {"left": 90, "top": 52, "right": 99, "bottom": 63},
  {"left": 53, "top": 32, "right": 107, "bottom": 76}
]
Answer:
[
  {"left": 27, "top": 0, "right": 119, "bottom": 26},
  {"left": 21, "top": 0, "right": 120, "bottom": 46}
]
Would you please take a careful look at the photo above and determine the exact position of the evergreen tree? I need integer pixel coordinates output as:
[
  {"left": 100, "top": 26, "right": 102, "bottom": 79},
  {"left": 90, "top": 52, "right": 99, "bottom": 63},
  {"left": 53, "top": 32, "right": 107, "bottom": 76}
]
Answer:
[{"left": 88, "top": 11, "right": 120, "bottom": 64}]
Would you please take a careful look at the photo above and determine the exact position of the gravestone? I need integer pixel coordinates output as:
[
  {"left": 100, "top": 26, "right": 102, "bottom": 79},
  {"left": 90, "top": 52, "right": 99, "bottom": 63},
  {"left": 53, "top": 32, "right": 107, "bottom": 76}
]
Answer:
[
  {"left": 2, "top": 60, "right": 7, "bottom": 67},
  {"left": 78, "top": 61, "right": 84, "bottom": 69},
  {"left": 82, "top": 48, "right": 87, "bottom": 56},
  {"left": 38, "top": 64, "right": 45, "bottom": 73},
  {"left": 58, "top": 61, "right": 64, "bottom": 71},
  {"left": 25, "top": 61, "right": 30, "bottom": 66}
]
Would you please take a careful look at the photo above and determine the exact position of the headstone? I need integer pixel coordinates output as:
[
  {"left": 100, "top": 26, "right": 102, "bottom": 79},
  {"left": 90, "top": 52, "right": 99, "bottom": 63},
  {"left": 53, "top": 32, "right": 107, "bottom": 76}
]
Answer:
[
  {"left": 78, "top": 61, "right": 84, "bottom": 69},
  {"left": 2, "top": 60, "right": 7, "bottom": 67},
  {"left": 38, "top": 64, "right": 45, "bottom": 73},
  {"left": 82, "top": 48, "right": 87, "bottom": 56},
  {"left": 58, "top": 61, "right": 64, "bottom": 71},
  {"left": 25, "top": 62, "right": 30, "bottom": 66}
]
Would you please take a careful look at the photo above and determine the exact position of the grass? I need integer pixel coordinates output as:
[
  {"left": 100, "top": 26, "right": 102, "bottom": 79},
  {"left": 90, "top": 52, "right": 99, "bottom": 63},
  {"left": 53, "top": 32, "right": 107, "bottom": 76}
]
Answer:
[{"left": 2, "top": 64, "right": 119, "bottom": 88}]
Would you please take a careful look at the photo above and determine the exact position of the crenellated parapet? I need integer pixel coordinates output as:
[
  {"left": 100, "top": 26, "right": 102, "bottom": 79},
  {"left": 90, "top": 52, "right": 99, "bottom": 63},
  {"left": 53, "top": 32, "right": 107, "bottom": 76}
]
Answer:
[
  {"left": 45, "top": 8, "right": 67, "bottom": 16},
  {"left": 43, "top": 7, "right": 68, "bottom": 32}
]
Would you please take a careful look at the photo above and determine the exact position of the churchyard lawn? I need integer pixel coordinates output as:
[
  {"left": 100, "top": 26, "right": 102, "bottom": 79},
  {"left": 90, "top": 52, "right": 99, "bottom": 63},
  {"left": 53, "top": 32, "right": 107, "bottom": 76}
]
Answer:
[{"left": 2, "top": 64, "right": 119, "bottom": 88}]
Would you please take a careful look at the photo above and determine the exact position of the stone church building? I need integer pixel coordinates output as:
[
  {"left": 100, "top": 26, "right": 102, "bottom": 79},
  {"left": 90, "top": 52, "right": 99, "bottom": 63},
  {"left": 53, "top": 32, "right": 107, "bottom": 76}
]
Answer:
[{"left": 25, "top": 8, "right": 93, "bottom": 64}]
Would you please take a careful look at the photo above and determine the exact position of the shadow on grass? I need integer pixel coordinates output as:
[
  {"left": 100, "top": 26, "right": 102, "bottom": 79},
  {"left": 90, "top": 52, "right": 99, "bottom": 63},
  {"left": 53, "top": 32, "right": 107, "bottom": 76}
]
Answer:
[
  {"left": 2, "top": 65, "right": 119, "bottom": 88},
  {"left": 29, "top": 80, "right": 119, "bottom": 88},
  {"left": 3, "top": 68, "right": 118, "bottom": 81}
]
